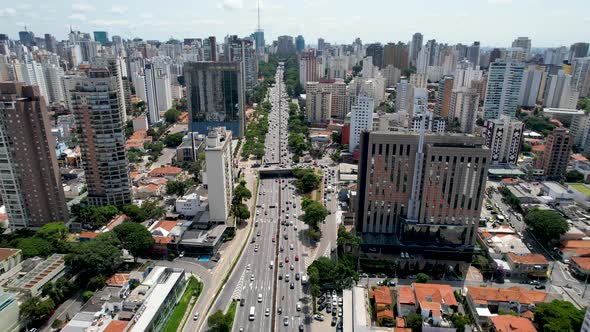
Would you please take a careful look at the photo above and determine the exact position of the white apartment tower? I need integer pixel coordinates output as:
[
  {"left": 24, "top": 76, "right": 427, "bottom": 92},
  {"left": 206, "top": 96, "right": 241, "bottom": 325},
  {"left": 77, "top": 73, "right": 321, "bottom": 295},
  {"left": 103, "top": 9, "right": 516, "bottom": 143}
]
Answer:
[
  {"left": 144, "top": 62, "right": 167, "bottom": 125},
  {"left": 205, "top": 127, "right": 235, "bottom": 225},
  {"left": 349, "top": 96, "right": 375, "bottom": 153},
  {"left": 571, "top": 57, "right": 590, "bottom": 97},
  {"left": 544, "top": 70, "right": 579, "bottom": 109},
  {"left": 395, "top": 77, "right": 409, "bottom": 112},
  {"left": 483, "top": 61, "right": 524, "bottom": 119},
  {"left": 484, "top": 114, "right": 524, "bottom": 165},
  {"left": 450, "top": 87, "right": 480, "bottom": 134}
]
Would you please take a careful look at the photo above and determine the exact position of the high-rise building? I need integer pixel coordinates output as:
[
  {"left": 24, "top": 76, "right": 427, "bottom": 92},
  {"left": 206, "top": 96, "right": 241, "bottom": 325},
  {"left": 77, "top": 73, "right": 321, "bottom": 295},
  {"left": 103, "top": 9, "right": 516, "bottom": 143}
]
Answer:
[
  {"left": 317, "top": 38, "right": 326, "bottom": 52},
  {"left": 355, "top": 130, "right": 490, "bottom": 255},
  {"left": 70, "top": 68, "right": 132, "bottom": 206},
  {"left": 349, "top": 96, "right": 375, "bottom": 153},
  {"left": 544, "top": 70, "right": 579, "bottom": 109},
  {"left": 570, "top": 42, "right": 589, "bottom": 60},
  {"left": 225, "top": 35, "right": 258, "bottom": 91},
  {"left": 185, "top": 62, "right": 245, "bottom": 138},
  {"left": 512, "top": 37, "right": 532, "bottom": 59},
  {"left": 570, "top": 113, "right": 590, "bottom": 154},
  {"left": 299, "top": 50, "right": 318, "bottom": 86},
  {"left": 144, "top": 62, "right": 172, "bottom": 125},
  {"left": 92, "top": 56, "right": 127, "bottom": 122},
  {"left": 410, "top": 33, "right": 423, "bottom": 64},
  {"left": 19, "top": 30, "right": 35, "bottom": 48},
  {"left": 93, "top": 31, "right": 108, "bottom": 46},
  {"left": 518, "top": 65, "right": 547, "bottom": 107},
  {"left": 305, "top": 79, "right": 348, "bottom": 122},
  {"left": 295, "top": 35, "right": 305, "bottom": 53},
  {"left": 43, "top": 63, "right": 65, "bottom": 104},
  {"left": 0, "top": 82, "right": 69, "bottom": 229},
  {"left": 484, "top": 115, "right": 524, "bottom": 165},
  {"left": 541, "top": 127, "right": 572, "bottom": 180},
  {"left": 276, "top": 35, "right": 295, "bottom": 55},
  {"left": 483, "top": 61, "right": 524, "bottom": 119},
  {"left": 44, "top": 33, "right": 57, "bottom": 53},
  {"left": 489, "top": 48, "right": 502, "bottom": 64},
  {"left": 571, "top": 57, "right": 590, "bottom": 97},
  {"left": 453, "top": 65, "right": 483, "bottom": 88},
  {"left": 252, "top": 30, "right": 265, "bottom": 55},
  {"left": 466, "top": 42, "right": 480, "bottom": 68},
  {"left": 395, "top": 77, "right": 409, "bottom": 112},
  {"left": 450, "top": 87, "right": 479, "bottom": 134},
  {"left": 204, "top": 127, "right": 234, "bottom": 225},
  {"left": 436, "top": 75, "right": 454, "bottom": 118},
  {"left": 383, "top": 65, "right": 401, "bottom": 88},
  {"left": 366, "top": 43, "right": 384, "bottom": 69},
  {"left": 203, "top": 36, "right": 218, "bottom": 61}
]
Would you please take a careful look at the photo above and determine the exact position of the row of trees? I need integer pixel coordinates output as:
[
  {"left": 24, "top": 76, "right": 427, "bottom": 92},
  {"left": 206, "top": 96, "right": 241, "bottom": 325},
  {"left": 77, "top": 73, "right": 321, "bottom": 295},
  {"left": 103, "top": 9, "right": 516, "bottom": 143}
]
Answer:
[
  {"left": 287, "top": 102, "right": 310, "bottom": 162},
  {"left": 71, "top": 200, "right": 164, "bottom": 229},
  {"left": 231, "top": 179, "right": 252, "bottom": 225},
  {"left": 292, "top": 168, "right": 321, "bottom": 194},
  {"left": 301, "top": 198, "right": 328, "bottom": 241},
  {"left": 242, "top": 101, "right": 271, "bottom": 160},
  {"left": 281, "top": 55, "right": 303, "bottom": 97}
]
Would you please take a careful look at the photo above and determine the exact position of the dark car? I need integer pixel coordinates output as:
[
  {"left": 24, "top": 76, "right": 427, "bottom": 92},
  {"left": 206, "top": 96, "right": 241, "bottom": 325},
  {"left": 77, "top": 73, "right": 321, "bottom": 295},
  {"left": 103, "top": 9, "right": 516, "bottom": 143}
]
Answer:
[
  {"left": 290, "top": 282, "right": 295, "bottom": 289},
  {"left": 318, "top": 303, "right": 326, "bottom": 311},
  {"left": 326, "top": 305, "right": 332, "bottom": 314},
  {"left": 240, "top": 298, "right": 245, "bottom": 306},
  {"left": 299, "top": 324, "right": 304, "bottom": 332},
  {"left": 317, "top": 296, "right": 325, "bottom": 304},
  {"left": 331, "top": 316, "right": 338, "bottom": 326}
]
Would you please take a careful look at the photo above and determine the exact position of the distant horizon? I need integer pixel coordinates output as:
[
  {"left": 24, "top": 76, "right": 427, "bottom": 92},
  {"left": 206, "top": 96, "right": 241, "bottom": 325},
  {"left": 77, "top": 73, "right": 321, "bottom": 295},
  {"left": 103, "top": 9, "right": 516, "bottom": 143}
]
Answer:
[{"left": 0, "top": 0, "right": 588, "bottom": 48}]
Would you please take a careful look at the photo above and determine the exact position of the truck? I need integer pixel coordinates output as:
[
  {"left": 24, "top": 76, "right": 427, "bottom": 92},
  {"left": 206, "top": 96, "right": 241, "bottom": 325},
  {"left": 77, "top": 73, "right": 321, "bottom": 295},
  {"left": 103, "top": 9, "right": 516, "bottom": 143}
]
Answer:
[
  {"left": 301, "top": 275, "right": 308, "bottom": 285},
  {"left": 249, "top": 306, "right": 256, "bottom": 321}
]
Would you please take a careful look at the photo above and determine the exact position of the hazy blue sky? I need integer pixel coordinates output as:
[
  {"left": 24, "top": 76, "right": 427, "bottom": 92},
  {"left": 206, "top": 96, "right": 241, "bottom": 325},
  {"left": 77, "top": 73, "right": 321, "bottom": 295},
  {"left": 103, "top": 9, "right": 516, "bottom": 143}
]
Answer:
[{"left": 0, "top": 0, "right": 588, "bottom": 47}]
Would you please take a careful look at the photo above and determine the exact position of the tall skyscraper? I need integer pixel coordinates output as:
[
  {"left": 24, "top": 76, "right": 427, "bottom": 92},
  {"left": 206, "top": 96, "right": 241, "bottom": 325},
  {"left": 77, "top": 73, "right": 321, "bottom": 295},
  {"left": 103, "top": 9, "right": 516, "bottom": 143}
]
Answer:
[
  {"left": 295, "top": 35, "right": 305, "bottom": 53},
  {"left": 410, "top": 32, "right": 423, "bottom": 65},
  {"left": 436, "top": 75, "right": 454, "bottom": 118},
  {"left": 305, "top": 80, "right": 348, "bottom": 122},
  {"left": 299, "top": 50, "right": 318, "bottom": 86},
  {"left": 92, "top": 56, "right": 127, "bottom": 121},
  {"left": 518, "top": 65, "right": 547, "bottom": 107},
  {"left": 450, "top": 87, "right": 479, "bottom": 134},
  {"left": 185, "top": 62, "right": 245, "bottom": 138},
  {"left": 0, "top": 82, "right": 69, "bottom": 229},
  {"left": 489, "top": 48, "right": 502, "bottom": 64},
  {"left": 570, "top": 42, "right": 589, "bottom": 60},
  {"left": 484, "top": 115, "right": 524, "bottom": 165},
  {"left": 70, "top": 68, "right": 132, "bottom": 206},
  {"left": 544, "top": 70, "right": 579, "bottom": 109},
  {"left": 541, "top": 127, "right": 572, "bottom": 180},
  {"left": 44, "top": 33, "right": 57, "bottom": 53},
  {"left": 203, "top": 36, "right": 218, "bottom": 61},
  {"left": 93, "top": 31, "right": 108, "bottom": 46},
  {"left": 253, "top": 0, "right": 265, "bottom": 55},
  {"left": 571, "top": 57, "right": 590, "bottom": 97},
  {"left": 144, "top": 62, "right": 169, "bottom": 125},
  {"left": 395, "top": 77, "right": 409, "bottom": 112},
  {"left": 466, "top": 41, "right": 480, "bottom": 68},
  {"left": 205, "top": 127, "right": 235, "bottom": 225},
  {"left": 225, "top": 35, "right": 258, "bottom": 91},
  {"left": 276, "top": 36, "right": 295, "bottom": 55},
  {"left": 18, "top": 30, "right": 35, "bottom": 48},
  {"left": 570, "top": 113, "right": 590, "bottom": 154},
  {"left": 349, "top": 96, "right": 375, "bottom": 153},
  {"left": 483, "top": 61, "right": 524, "bottom": 119},
  {"left": 512, "top": 37, "right": 532, "bottom": 58},
  {"left": 317, "top": 38, "right": 326, "bottom": 52},
  {"left": 355, "top": 130, "right": 490, "bottom": 254},
  {"left": 366, "top": 43, "right": 384, "bottom": 69}
]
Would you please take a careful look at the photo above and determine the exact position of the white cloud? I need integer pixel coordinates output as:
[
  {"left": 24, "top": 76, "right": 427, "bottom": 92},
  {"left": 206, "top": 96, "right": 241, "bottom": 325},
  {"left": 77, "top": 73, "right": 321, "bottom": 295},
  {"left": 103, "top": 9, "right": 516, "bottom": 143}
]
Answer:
[
  {"left": 18, "top": 3, "right": 31, "bottom": 10},
  {"left": 109, "top": 5, "right": 127, "bottom": 14},
  {"left": 72, "top": 3, "right": 95, "bottom": 12},
  {"left": 0, "top": 8, "right": 17, "bottom": 17},
  {"left": 455, "top": 11, "right": 470, "bottom": 18},
  {"left": 198, "top": 19, "right": 224, "bottom": 25},
  {"left": 68, "top": 13, "right": 87, "bottom": 21},
  {"left": 221, "top": 0, "right": 243, "bottom": 11},
  {"left": 139, "top": 12, "right": 154, "bottom": 19},
  {"left": 488, "top": 0, "right": 512, "bottom": 3},
  {"left": 90, "top": 19, "right": 129, "bottom": 27}
]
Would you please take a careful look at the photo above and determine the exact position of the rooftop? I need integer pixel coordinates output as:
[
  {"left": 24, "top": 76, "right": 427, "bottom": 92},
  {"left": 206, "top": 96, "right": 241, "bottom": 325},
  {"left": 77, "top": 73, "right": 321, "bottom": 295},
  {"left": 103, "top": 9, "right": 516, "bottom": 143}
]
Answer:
[
  {"left": 568, "top": 183, "right": 590, "bottom": 196},
  {"left": 106, "top": 273, "right": 130, "bottom": 286},
  {"left": 148, "top": 166, "right": 182, "bottom": 177},
  {"left": 0, "top": 248, "right": 20, "bottom": 261},
  {"left": 543, "top": 108, "right": 586, "bottom": 115},
  {"left": 467, "top": 286, "right": 548, "bottom": 306},
  {"left": 413, "top": 283, "right": 457, "bottom": 307},
  {"left": 397, "top": 286, "right": 416, "bottom": 305},
  {"left": 507, "top": 253, "right": 548, "bottom": 265},
  {"left": 572, "top": 154, "right": 589, "bottom": 162},
  {"left": 104, "top": 320, "right": 129, "bottom": 332},
  {"left": 9, "top": 254, "right": 65, "bottom": 290},
  {"left": 571, "top": 256, "right": 590, "bottom": 271},
  {"left": 490, "top": 315, "right": 537, "bottom": 332}
]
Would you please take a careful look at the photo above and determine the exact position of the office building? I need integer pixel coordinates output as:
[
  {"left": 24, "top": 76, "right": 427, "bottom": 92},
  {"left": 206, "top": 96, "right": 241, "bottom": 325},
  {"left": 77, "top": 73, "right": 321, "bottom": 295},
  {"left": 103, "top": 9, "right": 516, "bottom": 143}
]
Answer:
[
  {"left": 355, "top": 130, "right": 490, "bottom": 255},
  {"left": 43, "top": 63, "right": 65, "bottom": 104},
  {"left": 454, "top": 64, "right": 483, "bottom": 88},
  {"left": 484, "top": 115, "right": 524, "bottom": 165},
  {"left": 44, "top": 33, "right": 57, "bottom": 53},
  {"left": 410, "top": 33, "right": 423, "bottom": 64},
  {"left": 253, "top": 30, "right": 265, "bottom": 54},
  {"left": 144, "top": 62, "right": 170, "bottom": 125},
  {"left": 466, "top": 42, "right": 480, "bottom": 68},
  {"left": 570, "top": 42, "right": 589, "bottom": 60},
  {"left": 366, "top": 43, "right": 384, "bottom": 69},
  {"left": 93, "top": 31, "right": 108, "bottom": 45},
  {"left": 0, "top": 83, "right": 69, "bottom": 229},
  {"left": 450, "top": 87, "right": 479, "bottom": 134},
  {"left": 225, "top": 35, "right": 258, "bottom": 91},
  {"left": 483, "top": 61, "right": 524, "bottom": 119},
  {"left": 571, "top": 57, "right": 590, "bottom": 97},
  {"left": 305, "top": 79, "right": 348, "bottom": 122},
  {"left": 349, "top": 96, "right": 375, "bottom": 153},
  {"left": 22, "top": 60, "right": 49, "bottom": 103},
  {"left": 295, "top": 35, "right": 305, "bottom": 53},
  {"left": 436, "top": 75, "right": 454, "bottom": 118},
  {"left": 541, "top": 127, "right": 572, "bottom": 180},
  {"left": 317, "top": 38, "right": 326, "bottom": 52},
  {"left": 203, "top": 36, "right": 218, "bottom": 61},
  {"left": 518, "top": 65, "right": 547, "bottom": 107},
  {"left": 276, "top": 35, "right": 295, "bottom": 55},
  {"left": 512, "top": 37, "right": 532, "bottom": 58},
  {"left": 70, "top": 68, "right": 132, "bottom": 206},
  {"left": 185, "top": 62, "right": 245, "bottom": 138},
  {"left": 544, "top": 70, "right": 579, "bottom": 109},
  {"left": 544, "top": 47, "right": 568, "bottom": 66},
  {"left": 299, "top": 50, "right": 318, "bottom": 86},
  {"left": 395, "top": 77, "right": 410, "bottom": 112},
  {"left": 489, "top": 48, "right": 502, "bottom": 64},
  {"left": 204, "top": 127, "right": 234, "bottom": 224},
  {"left": 18, "top": 30, "right": 35, "bottom": 48}
]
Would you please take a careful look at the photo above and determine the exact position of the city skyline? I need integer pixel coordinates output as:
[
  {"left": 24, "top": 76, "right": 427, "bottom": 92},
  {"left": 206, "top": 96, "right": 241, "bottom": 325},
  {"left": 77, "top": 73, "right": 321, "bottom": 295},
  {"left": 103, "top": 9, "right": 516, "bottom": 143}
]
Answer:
[{"left": 0, "top": 0, "right": 588, "bottom": 47}]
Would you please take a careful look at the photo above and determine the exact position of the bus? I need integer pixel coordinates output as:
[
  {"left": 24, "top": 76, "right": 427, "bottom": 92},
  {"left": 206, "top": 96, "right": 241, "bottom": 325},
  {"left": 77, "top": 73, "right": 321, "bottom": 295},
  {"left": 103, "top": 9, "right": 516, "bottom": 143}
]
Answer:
[{"left": 249, "top": 306, "right": 256, "bottom": 321}]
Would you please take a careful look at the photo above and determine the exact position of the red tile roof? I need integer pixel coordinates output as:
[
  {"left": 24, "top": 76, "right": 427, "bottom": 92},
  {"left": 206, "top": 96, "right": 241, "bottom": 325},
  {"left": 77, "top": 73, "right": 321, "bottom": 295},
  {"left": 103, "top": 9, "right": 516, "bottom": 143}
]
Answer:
[
  {"left": 0, "top": 248, "right": 20, "bottom": 261},
  {"left": 490, "top": 315, "right": 537, "bottom": 332},
  {"left": 413, "top": 283, "right": 457, "bottom": 307},
  {"left": 79, "top": 232, "right": 99, "bottom": 239},
  {"left": 153, "top": 236, "right": 173, "bottom": 244},
  {"left": 372, "top": 286, "right": 393, "bottom": 306},
  {"left": 397, "top": 286, "right": 416, "bottom": 305},
  {"left": 571, "top": 256, "right": 590, "bottom": 271},
  {"left": 507, "top": 253, "right": 548, "bottom": 265},
  {"left": 562, "top": 240, "right": 590, "bottom": 249},
  {"left": 150, "top": 219, "right": 178, "bottom": 232},
  {"left": 104, "top": 320, "right": 129, "bottom": 332},
  {"left": 396, "top": 317, "right": 406, "bottom": 328},
  {"left": 149, "top": 166, "right": 182, "bottom": 177},
  {"left": 572, "top": 154, "right": 589, "bottom": 162},
  {"left": 376, "top": 309, "right": 394, "bottom": 320},
  {"left": 106, "top": 273, "right": 130, "bottom": 286},
  {"left": 467, "top": 286, "right": 548, "bottom": 306}
]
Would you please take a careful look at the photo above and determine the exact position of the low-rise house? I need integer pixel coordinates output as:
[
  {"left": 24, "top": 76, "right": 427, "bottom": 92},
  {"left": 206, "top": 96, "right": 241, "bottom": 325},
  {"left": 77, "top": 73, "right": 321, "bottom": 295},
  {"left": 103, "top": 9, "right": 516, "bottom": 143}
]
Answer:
[
  {"left": 559, "top": 240, "right": 590, "bottom": 261},
  {"left": 479, "top": 228, "right": 530, "bottom": 259},
  {"left": 176, "top": 132, "right": 205, "bottom": 162},
  {"left": 134, "top": 183, "right": 164, "bottom": 199},
  {"left": 505, "top": 253, "right": 549, "bottom": 279},
  {"left": 541, "top": 182, "right": 574, "bottom": 204},
  {"left": 490, "top": 315, "right": 537, "bottom": 332},
  {"left": 148, "top": 219, "right": 182, "bottom": 256},
  {"left": 370, "top": 286, "right": 394, "bottom": 326},
  {"left": 569, "top": 256, "right": 590, "bottom": 277},
  {"left": 413, "top": 283, "right": 458, "bottom": 330},
  {"left": 397, "top": 286, "right": 417, "bottom": 317},
  {"left": 148, "top": 166, "right": 183, "bottom": 180},
  {"left": 125, "top": 130, "right": 152, "bottom": 151},
  {"left": 466, "top": 286, "right": 549, "bottom": 330}
]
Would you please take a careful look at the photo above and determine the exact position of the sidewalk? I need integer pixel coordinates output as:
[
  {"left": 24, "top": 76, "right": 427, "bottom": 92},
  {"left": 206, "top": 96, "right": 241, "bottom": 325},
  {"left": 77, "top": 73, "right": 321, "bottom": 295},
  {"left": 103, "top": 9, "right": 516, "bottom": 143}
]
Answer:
[{"left": 182, "top": 157, "right": 258, "bottom": 332}]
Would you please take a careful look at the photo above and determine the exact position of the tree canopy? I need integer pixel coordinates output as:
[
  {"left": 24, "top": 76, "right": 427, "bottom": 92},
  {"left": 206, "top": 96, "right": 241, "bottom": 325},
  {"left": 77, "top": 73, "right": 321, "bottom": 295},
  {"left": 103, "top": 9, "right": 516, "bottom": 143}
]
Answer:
[
  {"left": 524, "top": 209, "right": 569, "bottom": 245},
  {"left": 292, "top": 168, "right": 321, "bottom": 194},
  {"left": 208, "top": 309, "right": 233, "bottom": 332},
  {"left": 122, "top": 204, "right": 147, "bottom": 223},
  {"left": 71, "top": 204, "right": 119, "bottom": 229},
  {"left": 16, "top": 237, "right": 54, "bottom": 258},
  {"left": 166, "top": 180, "right": 194, "bottom": 196},
  {"left": 534, "top": 300, "right": 584, "bottom": 332},
  {"left": 20, "top": 297, "right": 55, "bottom": 326},
  {"left": 416, "top": 273, "right": 430, "bottom": 283},
  {"left": 565, "top": 170, "right": 585, "bottom": 183},
  {"left": 164, "top": 108, "right": 181, "bottom": 124},
  {"left": 66, "top": 233, "right": 122, "bottom": 275},
  {"left": 113, "top": 222, "right": 154, "bottom": 261},
  {"left": 163, "top": 132, "right": 185, "bottom": 147}
]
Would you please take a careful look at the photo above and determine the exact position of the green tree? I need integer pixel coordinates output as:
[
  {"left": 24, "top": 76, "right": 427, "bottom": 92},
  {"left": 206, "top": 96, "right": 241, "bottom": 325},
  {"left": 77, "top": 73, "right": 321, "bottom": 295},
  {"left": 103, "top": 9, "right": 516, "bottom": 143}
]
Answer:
[
  {"left": 66, "top": 236, "right": 122, "bottom": 275},
  {"left": 331, "top": 131, "right": 342, "bottom": 144},
  {"left": 208, "top": 310, "right": 231, "bottom": 332},
  {"left": 524, "top": 209, "right": 569, "bottom": 245},
  {"left": 330, "top": 150, "right": 341, "bottom": 163},
  {"left": 166, "top": 180, "right": 193, "bottom": 196},
  {"left": 565, "top": 170, "right": 585, "bottom": 183},
  {"left": 82, "top": 291, "right": 94, "bottom": 302},
  {"left": 293, "top": 168, "right": 321, "bottom": 193},
  {"left": 521, "top": 143, "right": 532, "bottom": 153},
  {"left": 234, "top": 203, "right": 251, "bottom": 223},
  {"left": 35, "top": 222, "right": 68, "bottom": 246},
  {"left": 113, "top": 222, "right": 154, "bottom": 261},
  {"left": 163, "top": 132, "right": 185, "bottom": 147},
  {"left": 41, "top": 277, "right": 73, "bottom": 304},
  {"left": 416, "top": 273, "right": 430, "bottom": 283},
  {"left": 122, "top": 204, "right": 147, "bottom": 223},
  {"left": 234, "top": 181, "right": 252, "bottom": 203},
  {"left": 16, "top": 237, "right": 54, "bottom": 258},
  {"left": 302, "top": 201, "right": 328, "bottom": 227},
  {"left": 141, "top": 199, "right": 165, "bottom": 220},
  {"left": 20, "top": 297, "right": 55, "bottom": 325},
  {"left": 164, "top": 108, "right": 181, "bottom": 124},
  {"left": 534, "top": 300, "right": 584, "bottom": 332},
  {"left": 337, "top": 226, "right": 361, "bottom": 251},
  {"left": 449, "top": 314, "right": 469, "bottom": 332},
  {"left": 405, "top": 313, "right": 423, "bottom": 332}
]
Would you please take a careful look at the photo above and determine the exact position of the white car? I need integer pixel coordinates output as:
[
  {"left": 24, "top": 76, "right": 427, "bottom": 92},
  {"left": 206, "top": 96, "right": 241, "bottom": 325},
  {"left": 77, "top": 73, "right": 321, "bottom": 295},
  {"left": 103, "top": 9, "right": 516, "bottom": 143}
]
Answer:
[
  {"left": 193, "top": 312, "right": 199, "bottom": 320},
  {"left": 258, "top": 293, "right": 263, "bottom": 302}
]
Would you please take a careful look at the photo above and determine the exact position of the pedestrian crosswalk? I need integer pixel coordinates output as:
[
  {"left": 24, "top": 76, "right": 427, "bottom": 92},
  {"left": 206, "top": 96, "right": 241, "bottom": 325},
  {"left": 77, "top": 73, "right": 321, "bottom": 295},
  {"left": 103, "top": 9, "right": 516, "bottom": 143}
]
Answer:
[{"left": 231, "top": 272, "right": 245, "bottom": 300}]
